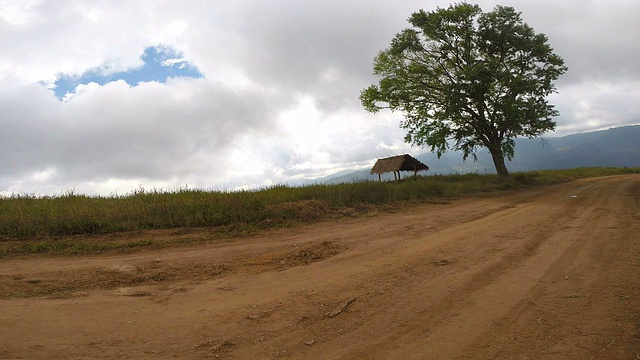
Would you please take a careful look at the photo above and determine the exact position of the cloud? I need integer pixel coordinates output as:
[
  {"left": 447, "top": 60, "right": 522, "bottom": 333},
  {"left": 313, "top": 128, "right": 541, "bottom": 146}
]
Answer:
[
  {"left": 551, "top": 80, "right": 640, "bottom": 135},
  {"left": 53, "top": 45, "right": 203, "bottom": 99},
  {"left": 0, "top": 75, "right": 285, "bottom": 193},
  {"left": 1, "top": 0, "right": 639, "bottom": 195}
]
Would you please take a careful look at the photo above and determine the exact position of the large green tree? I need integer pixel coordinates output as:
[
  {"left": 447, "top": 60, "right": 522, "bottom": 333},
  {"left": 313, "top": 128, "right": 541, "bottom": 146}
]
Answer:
[{"left": 360, "top": 3, "right": 567, "bottom": 176}]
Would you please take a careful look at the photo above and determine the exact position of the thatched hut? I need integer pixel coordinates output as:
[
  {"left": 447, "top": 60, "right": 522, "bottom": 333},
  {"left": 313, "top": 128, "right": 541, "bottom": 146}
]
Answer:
[{"left": 370, "top": 154, "right": 429, "bottom": 182}]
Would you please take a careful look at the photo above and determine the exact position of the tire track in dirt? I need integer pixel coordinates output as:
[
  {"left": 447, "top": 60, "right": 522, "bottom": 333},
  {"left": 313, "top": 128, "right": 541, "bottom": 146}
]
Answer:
[
  {"left": 0, "top": 176, "right": 638, "bottom": 359},
  {"left": 466, "top": 177, "right": 640, "bottom": 359},
  {"left": 278, "top": 176, "right": 639, "bottom": 359}
]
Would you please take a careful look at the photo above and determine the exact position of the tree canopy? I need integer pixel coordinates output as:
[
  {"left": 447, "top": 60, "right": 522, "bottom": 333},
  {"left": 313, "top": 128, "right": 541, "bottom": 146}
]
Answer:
[{"left": 360, "top": 3, "right": 567, "bottom": 176}]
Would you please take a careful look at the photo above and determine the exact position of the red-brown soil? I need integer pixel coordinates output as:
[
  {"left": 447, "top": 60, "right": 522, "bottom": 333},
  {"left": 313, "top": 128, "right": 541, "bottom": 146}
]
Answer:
[{"left": 1, "top": 175, "right": 639, "bottom": 359}]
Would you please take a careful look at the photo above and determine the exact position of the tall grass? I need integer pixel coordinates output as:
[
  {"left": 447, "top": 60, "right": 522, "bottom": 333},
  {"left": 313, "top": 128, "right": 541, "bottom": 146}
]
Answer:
[{"left": 1, "top": 167, "right": 637, "bottom": 244}]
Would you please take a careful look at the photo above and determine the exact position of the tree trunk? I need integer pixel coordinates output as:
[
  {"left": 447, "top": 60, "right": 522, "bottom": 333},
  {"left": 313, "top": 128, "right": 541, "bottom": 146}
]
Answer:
[{"left": 488, "top": 147, "right": 509, "bottom": 177}]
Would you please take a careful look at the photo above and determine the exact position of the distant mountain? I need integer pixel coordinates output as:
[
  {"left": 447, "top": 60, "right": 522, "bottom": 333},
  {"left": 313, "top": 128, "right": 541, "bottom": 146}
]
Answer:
[{"left": 320, "top": 125, "right": 640, "bottom": 184}]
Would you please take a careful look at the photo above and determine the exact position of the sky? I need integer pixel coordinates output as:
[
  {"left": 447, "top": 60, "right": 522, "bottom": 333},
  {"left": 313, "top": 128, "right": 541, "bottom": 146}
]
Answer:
[{"left": 1, "top": 0, "right": 639, "bottom": 196}]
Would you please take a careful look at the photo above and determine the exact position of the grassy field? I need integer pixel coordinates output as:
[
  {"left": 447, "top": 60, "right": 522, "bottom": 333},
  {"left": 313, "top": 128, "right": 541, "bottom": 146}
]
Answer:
[{"left": 1, "top": 167, "right": 637, "bottom": 256}]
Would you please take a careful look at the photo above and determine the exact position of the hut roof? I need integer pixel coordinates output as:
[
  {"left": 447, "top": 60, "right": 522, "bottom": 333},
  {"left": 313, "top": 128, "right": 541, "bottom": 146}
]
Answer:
[{"left": 370, "top": 154, "right": 429, "bottom": 175}]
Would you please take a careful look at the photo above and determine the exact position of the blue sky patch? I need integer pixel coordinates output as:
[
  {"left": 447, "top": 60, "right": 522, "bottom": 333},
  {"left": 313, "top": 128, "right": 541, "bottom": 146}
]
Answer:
[{"left": 52, "top": 45, "right": 203, "bottom": 99}]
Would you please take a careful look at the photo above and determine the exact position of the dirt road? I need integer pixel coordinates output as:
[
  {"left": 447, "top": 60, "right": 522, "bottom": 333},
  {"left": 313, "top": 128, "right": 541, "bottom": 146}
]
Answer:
[{"left": 1, "top": 175, "right": 639, "bottom": 359}]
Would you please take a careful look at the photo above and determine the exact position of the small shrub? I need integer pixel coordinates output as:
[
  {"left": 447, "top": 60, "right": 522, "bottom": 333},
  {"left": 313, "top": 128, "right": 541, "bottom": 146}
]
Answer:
[
  {"left": 514, "top": 172, "right": 538, "bottom": 185},
  {"left": 265, "top": 200, "right": 330, "bottom": 223}
]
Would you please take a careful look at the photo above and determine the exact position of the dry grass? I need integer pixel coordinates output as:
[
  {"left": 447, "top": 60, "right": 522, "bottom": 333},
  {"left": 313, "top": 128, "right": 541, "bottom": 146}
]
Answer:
[{"left": 1, "top": 167, "right": 637, "bottom": 256}]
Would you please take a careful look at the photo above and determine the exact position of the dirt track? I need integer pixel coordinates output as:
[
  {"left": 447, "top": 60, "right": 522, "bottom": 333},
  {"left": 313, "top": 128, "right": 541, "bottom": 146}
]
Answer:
[{"left": 1, "top": 175, "right": 639, "bottom": 359}]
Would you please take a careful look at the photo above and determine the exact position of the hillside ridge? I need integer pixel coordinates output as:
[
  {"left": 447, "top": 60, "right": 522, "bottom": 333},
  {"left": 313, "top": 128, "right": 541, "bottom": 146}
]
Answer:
[{"left": 321, "top": 125, "right": 640, "bottom": 183}]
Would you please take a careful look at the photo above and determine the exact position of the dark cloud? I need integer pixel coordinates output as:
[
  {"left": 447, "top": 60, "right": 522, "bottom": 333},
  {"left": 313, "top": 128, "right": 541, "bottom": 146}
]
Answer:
[
  {"left": 478, "top": 0, "right": 640, "bottom": 84},
  {"left": 193, "top": 1, "right": 427, "bottom": 113},
  {"left": 1, "top": 0, "right": 639, "bottom": 194}
]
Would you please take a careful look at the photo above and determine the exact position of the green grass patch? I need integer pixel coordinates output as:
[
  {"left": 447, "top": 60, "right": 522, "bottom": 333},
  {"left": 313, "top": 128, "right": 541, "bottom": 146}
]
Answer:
[{"left": 1, "top": 167, "right": 637, "bottom": 256}]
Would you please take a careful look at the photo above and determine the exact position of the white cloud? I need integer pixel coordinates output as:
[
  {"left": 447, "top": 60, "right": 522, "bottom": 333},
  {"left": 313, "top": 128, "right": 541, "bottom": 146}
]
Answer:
[
  {"left": 1, "top": 0, "right": 639, "bottom": 195},
  {"left": 0, "top": 0, "right": 42, "bottom": 25},
  {"left": 552, "top": 80, "right": 640, "bottom": 136}
]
